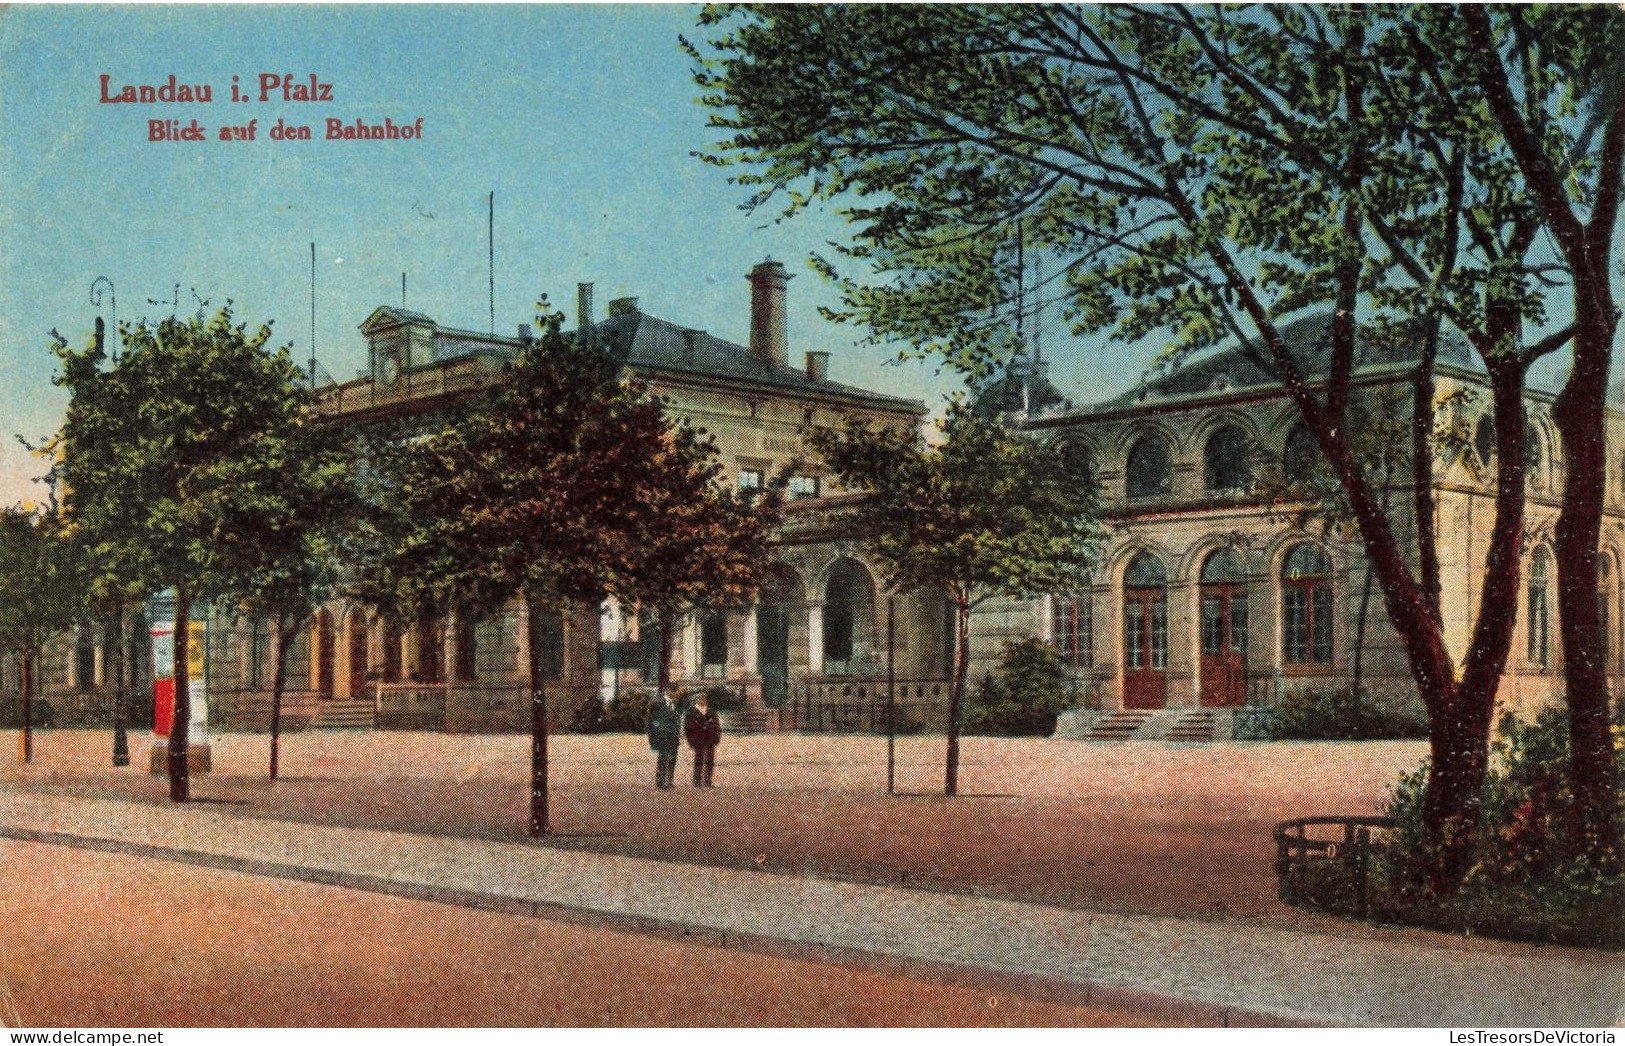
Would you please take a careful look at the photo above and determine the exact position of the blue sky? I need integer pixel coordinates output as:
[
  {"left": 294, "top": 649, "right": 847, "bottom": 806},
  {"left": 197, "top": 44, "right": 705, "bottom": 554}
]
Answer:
[
  {"left": 0, "top": 3, "right": 1142, "bottom": 507},
  {"left": 1, "top": 6, "right": 1608, "bottom": 509}
]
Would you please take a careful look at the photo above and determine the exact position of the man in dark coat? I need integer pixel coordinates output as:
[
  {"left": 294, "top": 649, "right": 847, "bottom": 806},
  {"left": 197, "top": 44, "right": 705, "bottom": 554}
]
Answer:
[
  {"left": 646, "top": 690, "right": 683, "bottom": 789},
  {"left": 685, "top": 691, "right": 722, "bottom": 787}
]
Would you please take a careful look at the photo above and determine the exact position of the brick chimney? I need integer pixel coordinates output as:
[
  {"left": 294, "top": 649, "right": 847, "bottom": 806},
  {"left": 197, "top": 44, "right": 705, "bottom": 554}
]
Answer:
[
  {"left": 748, "top": 258, "right": 791, "bottom": 367},
  {"left": 577, "top": 282, "right": 594, "bottom": 328},
  {"left": 805, "top": 351, "right": 829, "bottom": 382}
]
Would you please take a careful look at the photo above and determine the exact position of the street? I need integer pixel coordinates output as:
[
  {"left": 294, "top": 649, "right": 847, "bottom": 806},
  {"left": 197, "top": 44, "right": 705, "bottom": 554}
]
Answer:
[{"left": 0, "top": 840, "right": 1152, "bottom": 1027}]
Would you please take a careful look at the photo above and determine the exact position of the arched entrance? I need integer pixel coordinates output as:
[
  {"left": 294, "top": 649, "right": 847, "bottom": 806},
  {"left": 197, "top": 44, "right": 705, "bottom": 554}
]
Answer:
[
  {"left": 1198, "top": 549, "right": 1248, "bottom": 707},
  {"left": 823, "top": 558, "right": 876, "bottom": 676},
  {"left": 1122, "top": 552, "right": 1168, "bottom": 709},
  {"left": 315, "top": 610, "right": 335, "bottom": 699},
  {"left": 346, "top": 609, "right": 370, "bottom": 697},
  {"left": 756, "top": 566, "right": 802, "bottom": 708}
]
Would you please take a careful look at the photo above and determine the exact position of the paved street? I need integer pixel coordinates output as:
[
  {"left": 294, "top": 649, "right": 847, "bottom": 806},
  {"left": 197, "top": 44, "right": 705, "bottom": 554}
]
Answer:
[
  {"left": 0, "top": 840, "right": 1153, "bottom": 1027},
  {"left": 2, "top": 729, "right": 1621, "bottom": 1027}
]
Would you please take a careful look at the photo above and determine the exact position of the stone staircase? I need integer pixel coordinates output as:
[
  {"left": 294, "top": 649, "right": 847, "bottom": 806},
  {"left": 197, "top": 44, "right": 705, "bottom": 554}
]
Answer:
[
  {"left": 725, "top": 708, "right": 771, "bottom": 734},
  {"left": 1085, "top": 709, "right": 1156, "bottom": 741},
  {"left": 313, "top": 699, "right": 375, "bottom": 730},
  {"left": 1167, "top": 710, "right": 1216, "bottom": 742}
]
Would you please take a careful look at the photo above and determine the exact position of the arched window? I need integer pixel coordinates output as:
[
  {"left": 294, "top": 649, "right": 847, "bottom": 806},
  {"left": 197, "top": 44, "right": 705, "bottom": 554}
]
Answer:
[
  {"left": 1126, "top": 435, "right": 1172, "bottom": 500},
  {"left": 1599, "top": 558, "right": 1614, "bottom": 671},
  {"left": 1204, "top": 426, "right": 1253, "bottom": 494},
  {"left": 1475, "top": 413, "right": 1496, "bottom": 468},
  {"left": 1284, "top": 425, "right": 1324, "bottom": 485},
  {"left": 1055, "top": 436, "right": 1096, "bottom": 493},
  {"left": 1282, "top": 545, "right": 1333, "bottom": 666},
  {"left": 1122, "top": 552, "right": 1169, "bottom": 693},
  {"left": 1528, "top": 548, "right": 1550, "bottom": 667},
  {"left": 380, "top": 617, "right": 402, "bottom": 683},
  {"left": 1526, "top": 421, "right": 1545, "bottom": 489},
  {"left": 824, "top": 558, "right": 876, "bottom": 674}
]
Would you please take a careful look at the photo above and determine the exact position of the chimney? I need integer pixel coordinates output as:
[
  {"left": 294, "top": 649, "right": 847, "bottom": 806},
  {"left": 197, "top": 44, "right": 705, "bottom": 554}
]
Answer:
[
  {"left": 748, "top": 258, "right": 791, "bottom": 367},
  {"left": 577, "top": 282, "right": 594, "bottom": 329},
  {"left": 608, "top": 296, "right": 639, "bottom": 318},
  {"left": 805, "top": 351, "right": 829, "bottom": 382},
  {"left": 517, "top": 323, "right": 533, "bottom": 346}
]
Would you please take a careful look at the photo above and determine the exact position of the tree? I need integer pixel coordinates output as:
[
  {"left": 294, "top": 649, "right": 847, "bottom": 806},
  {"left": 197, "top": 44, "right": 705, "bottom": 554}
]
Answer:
[
  {"left": 356, "top": 306, "right": 774, "bottom": 836},
  {"left": 811, "top": 403, "right": 1100, "bottom": 795},
  {"left": 0, "top": 504, "right": 88, "bottom": 763},
  {"left": 691, "top": 4, "right": 1600, "bottom": 881},
  {"left": 53, "top": 305, "right": 313, "bottom": 802},
  {"left": 611, "top": 426, "right": 783, "bottom": 706},
  {"left": 1461, "top": 4, "right": 1625, "bottom": 866},
  {"left": 215, "top": 417, "right": 355, "bottom": 780}
]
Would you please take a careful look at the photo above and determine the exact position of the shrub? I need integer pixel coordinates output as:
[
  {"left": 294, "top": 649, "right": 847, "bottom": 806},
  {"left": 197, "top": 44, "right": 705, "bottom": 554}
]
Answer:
[
  {"left": 700, "top": 684, "right": 743, "bottom": 713},
  {"left": 1286, "top": 709, "right": 1625, "bottom": 949},
  {"left": 963, "top": 638, "right": 1076, "bottom": 736},
  {"left": 571, "top": 687, "right": 656, "bottom": 734},
  {"left": 1269, "top": 687, "right": 1428, "bottom": 741}
]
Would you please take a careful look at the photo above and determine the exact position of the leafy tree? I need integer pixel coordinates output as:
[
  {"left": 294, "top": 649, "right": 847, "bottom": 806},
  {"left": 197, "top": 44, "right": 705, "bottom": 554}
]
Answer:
[
  {"left": 53, "top": 305, "right": 312, "bottom": 801},
  {"left": 0, "top": 503, "right": 88, "bottom": 762},
  {"left": 214, "top": 418, "right": 356, "bottom": 780},
  {"left": 691, "top": 4, "right": 1611, "bottom": 880},
  {"left": 611, "top": 426, "right": 783, "bottom": 705},
  {"left": 356, "top": 306, "right": 775, "bottom": 836},
  {"left": 1461, "top": 5, "right": 1625, "bottom": 867},
  {"left": 811, "top": 403, "right": 1100, "bottom": 794}
]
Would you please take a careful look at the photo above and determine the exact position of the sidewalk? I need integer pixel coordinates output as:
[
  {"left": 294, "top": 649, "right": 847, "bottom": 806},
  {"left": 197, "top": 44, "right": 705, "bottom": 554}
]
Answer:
[{"left": 2, "top": 785, "right": 1619, "bottom": 1027}]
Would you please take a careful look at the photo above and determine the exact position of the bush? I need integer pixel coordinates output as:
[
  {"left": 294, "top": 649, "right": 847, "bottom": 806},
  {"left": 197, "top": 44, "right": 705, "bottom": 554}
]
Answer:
[
  {"left": 700, "top": 684, "right": 743, "bottom": 713},
  {"left": 1287, "top": 709, "right": 1625, "bottom": 949},
  {"left": 1269, "top": 687, "right": 1428, "bottom": 741},
  {"left": 0, "top": 696, "right": 54, "bottom": 729},
  {"left": 963, "top": 638, "right": 1076, "bottom": 736},
  {"left": 572, "top": 687, "right": 656, "bottom": 734}
]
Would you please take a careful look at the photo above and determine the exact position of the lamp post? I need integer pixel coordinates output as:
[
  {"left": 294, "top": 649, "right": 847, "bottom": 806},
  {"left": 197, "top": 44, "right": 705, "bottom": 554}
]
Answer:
[
  {"left": 89, "top": 283, "right": 131, "bottom": 768},
  {"left": 90, "top": 276, "right": 117, "bottom": 363}
]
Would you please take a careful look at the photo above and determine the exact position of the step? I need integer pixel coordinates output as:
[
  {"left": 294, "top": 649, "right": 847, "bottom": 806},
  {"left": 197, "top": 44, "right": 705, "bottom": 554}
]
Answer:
[
  {"left": 1085, "top": 710, "right": 1155, "bottom": 741},
  {"left": 314, "top": 702, "right": 375, "bottom": 730},
  {"left": 725, "top": 709, "right": 770, "bottom": 734},
  {"left": 1167, "top": 711, "right": 1215, "bottom": 742}
]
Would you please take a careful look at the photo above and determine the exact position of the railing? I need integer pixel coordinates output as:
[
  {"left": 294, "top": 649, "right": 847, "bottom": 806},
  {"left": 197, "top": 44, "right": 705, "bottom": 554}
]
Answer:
[
  {"left": 786, "top": 677, "right": 949, "bottom": 734},
  {"left": 316, "top": 357, "right": 506, "bottom": 419},
  {"left": 374, "top": 682, "right": 448, "bottom": 728},
  {"left": 1232, "top": 704, "right": 1278, "bottom": 741},
  {"left": 1273, "top": 815, "right": 1396, "bottom": 918}
]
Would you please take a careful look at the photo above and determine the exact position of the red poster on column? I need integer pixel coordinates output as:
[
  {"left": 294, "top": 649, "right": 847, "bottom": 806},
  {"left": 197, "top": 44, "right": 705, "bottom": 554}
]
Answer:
[{"left": 153, "top": 677, "right": 175, "bottom": 737}]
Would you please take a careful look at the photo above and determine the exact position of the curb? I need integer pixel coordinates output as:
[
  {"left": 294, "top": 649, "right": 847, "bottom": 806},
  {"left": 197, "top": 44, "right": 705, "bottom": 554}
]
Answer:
[{"left": 1, "top": 824, "right": 1311, "bottom": 1027}]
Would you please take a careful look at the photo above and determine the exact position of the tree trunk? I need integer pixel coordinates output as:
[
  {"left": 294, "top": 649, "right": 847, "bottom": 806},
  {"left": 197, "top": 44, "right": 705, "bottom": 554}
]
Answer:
[
  {"left": 944, "top": 592, "right": 969, "bottom": 797},
  {"left": 1553, "top": 294, "right": 1622, "bottom": 868},
  {"left": 657, "top": 610, "right": 675, "bottom": 702},
  {"left": 18, "top": 649, "right": 33, "bottom": 764},
  {"left": 168, "top": 584, "right": 191, "bottom": 803},
  {"left": 269, "top": 617, "right": 297, "bottom": 781},
  {"left": 110, "top": 611, "right": 129, "bottom": 767},
  {"left": 527, "top": 598, "right": 550, "bottom": 838}
]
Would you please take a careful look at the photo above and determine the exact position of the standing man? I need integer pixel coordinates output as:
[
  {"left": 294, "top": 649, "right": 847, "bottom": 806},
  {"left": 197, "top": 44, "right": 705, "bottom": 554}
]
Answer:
[
  {"left": 646, "top": 689, "right": 682, "bottom": 789},
  {"left": 685, "top": 690, "right": 722, "bottom": 788}
]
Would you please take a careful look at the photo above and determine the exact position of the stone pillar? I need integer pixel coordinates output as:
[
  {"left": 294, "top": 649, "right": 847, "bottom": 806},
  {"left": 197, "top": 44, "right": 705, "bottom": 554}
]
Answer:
[
  {"left": 743, "top": 604, "right": 759, "bottom": 674},
  {"left": 1166, "top": 579, "right": 1199, "bottom": 708},
  {"left": 808, "top": 601, "right": 825, "bottom": 676}
]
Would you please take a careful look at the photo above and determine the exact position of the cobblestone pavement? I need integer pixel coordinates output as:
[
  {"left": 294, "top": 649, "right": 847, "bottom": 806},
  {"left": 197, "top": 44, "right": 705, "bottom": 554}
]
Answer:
[{"left": 2, "top": 730, "right": 1621, "bottom": 1026}]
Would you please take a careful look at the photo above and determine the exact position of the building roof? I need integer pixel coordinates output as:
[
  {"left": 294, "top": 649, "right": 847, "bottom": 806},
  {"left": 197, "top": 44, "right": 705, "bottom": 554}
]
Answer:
[
  {"left": 1093, "top": 314, "right": 1480, "bottom": 410},
  {"left": 578, "top": 308, "right": 923, "bottom": 412}
]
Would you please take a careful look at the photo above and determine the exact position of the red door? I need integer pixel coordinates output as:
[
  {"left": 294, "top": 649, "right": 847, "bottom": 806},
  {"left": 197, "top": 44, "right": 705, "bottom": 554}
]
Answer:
[
  {"left": 348, "top": 616, "right": 369, "bottom": 698},
  {"left": 1200, "top": 584, "right": 1247, "bottom": 707},
  {"left": 1122, "top": 587, "right": 1167, "bottom": 709},
  {"left": 316, "top": 611, "right": 335, "bottom": 699}
]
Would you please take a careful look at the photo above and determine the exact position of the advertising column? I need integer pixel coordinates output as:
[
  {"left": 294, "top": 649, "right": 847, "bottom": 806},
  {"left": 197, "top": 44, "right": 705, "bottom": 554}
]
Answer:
[{"left": 146, "top": 589, "right": 211, "bottom": 775}]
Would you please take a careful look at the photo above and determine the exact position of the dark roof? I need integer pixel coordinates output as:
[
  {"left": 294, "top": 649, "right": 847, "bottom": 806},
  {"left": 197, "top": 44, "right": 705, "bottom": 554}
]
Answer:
[
  {"left": 1096, "top": 314, "right": 1479, "bottom": 409},
  {"left": 971, "top": 355, "right": 1069, "bottom": 419},
  {"left": 576, "top": 309, "right": 923, "bottom": 411}
]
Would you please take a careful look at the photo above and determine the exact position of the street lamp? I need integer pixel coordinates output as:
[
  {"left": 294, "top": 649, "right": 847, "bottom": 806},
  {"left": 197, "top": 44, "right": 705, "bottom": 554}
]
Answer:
[{"left": 90, "top": 277, "right": 117, "bottom": 364}]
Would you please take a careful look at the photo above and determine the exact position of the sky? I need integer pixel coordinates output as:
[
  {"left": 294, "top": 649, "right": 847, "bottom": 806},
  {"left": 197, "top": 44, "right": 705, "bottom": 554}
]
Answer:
[
  {"left": 0, "top": 3, "right": 1150, "bottom": 508},
  {"left": 1, "top": 6, "right": 1611, "bottom": 510}
]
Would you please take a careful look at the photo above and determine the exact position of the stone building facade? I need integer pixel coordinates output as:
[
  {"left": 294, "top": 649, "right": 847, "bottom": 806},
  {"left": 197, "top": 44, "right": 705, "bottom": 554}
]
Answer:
[{"left": 974, "top": 315, "right": 1625, "bottom": 724}]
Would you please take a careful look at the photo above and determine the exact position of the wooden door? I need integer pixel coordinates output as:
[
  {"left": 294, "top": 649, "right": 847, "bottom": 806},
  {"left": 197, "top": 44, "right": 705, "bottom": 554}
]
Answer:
[
  {"left": 347, "top": 616, "right": 369, "bottom": 698},
  {"left": 1122, "top": 587, "right": 1167, "bottom": 709},
  {"left": 1200, "top": 585, "right": 1247, "bottom": 707},
  {"left": 316, "top": 611, "right": 335, "bottom": 699}
]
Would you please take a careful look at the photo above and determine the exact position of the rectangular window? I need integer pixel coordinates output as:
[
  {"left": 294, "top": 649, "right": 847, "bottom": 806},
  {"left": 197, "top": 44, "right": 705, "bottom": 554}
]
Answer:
[
  {"left": 738, "top": 468, "right": 763, "bottom": 491},
  {"left": 1284, "top": 589, "right": 1309, "bottom": 664},
  {"left": 1528, "top": 587, "right": 1549, "bottom": 667},
  {"left": 246, "top": 618, "right": 269, "bottom": 690},
  {"left": 1051, "top": 596, "right": 1092, "bottom": 670},
  {"left": 1230, "top": 594, "right": 1249, "bottom": 654},
  {"left": 789, "top": 475, "right": 821, "bottom": 499},
  {"left": 1201, "top": 597, "right": 1225, "bottom": 655},
  {"left": 1124, "top": 599, "right": 1145, "bottom": 670},
  {"left": 1311, "top": 585, "right": 1333, "bottom": 664},
  {"left": 700, "top": 613, "right": 728, "bottom": 677},
  {"left": 1150, "top": 599, "right": 1168, "bottom": 670}
]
